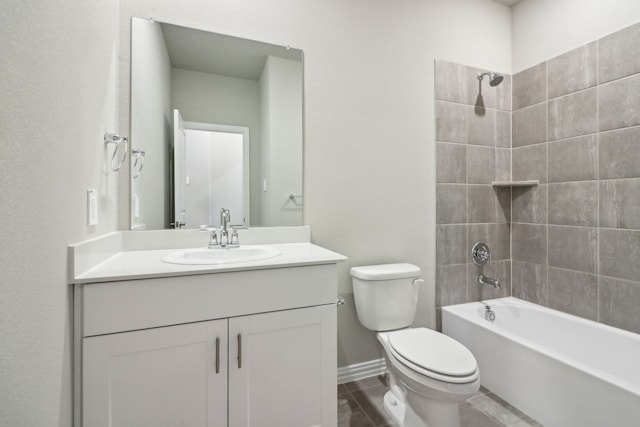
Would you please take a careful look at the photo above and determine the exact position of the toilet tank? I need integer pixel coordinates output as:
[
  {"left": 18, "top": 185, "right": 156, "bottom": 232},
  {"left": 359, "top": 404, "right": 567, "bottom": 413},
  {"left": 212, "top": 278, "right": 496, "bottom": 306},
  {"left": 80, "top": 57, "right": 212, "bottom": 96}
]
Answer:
[{"left": 351, "top": 263, "right": 421, "bottom": 331}]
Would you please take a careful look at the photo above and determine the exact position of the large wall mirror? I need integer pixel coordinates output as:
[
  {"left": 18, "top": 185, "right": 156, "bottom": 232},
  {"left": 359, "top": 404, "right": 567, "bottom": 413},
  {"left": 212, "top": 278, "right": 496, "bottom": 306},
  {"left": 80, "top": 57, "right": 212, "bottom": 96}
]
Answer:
[{"left": 130, "top": 18, "right": 303, "bottom": 230}]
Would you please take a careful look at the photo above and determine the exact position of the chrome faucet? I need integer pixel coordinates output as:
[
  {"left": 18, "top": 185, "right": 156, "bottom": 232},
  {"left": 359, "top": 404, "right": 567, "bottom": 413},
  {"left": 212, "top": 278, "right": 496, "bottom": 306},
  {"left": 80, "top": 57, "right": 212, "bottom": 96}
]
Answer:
[
  {"left": 472, "top": 241, "right": 500, "bottom": 289},
  {"left": 219, "top": 208, "right": 230, "bottom": 246},
  {"left": 207, "top": 208, "right": 239, "bottom": 249},
  {"left": 477, "top": 274, "right": 500, "bottom": 289}
]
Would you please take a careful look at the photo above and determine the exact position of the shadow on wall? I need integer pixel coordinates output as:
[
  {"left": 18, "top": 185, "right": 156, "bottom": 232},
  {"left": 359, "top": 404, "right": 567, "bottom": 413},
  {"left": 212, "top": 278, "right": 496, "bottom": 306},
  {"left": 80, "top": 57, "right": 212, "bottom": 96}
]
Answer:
[{"left": 474, "top": 71, "right": 505, "bottom": 115}]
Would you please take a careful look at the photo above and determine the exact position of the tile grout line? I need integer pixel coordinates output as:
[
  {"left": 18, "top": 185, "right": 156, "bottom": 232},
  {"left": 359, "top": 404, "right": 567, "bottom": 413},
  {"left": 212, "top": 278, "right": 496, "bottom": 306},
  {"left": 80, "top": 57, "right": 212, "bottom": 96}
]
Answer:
[
  {"left": 511, "top": 122, "right": 640, "bottom": 147},
  {"left": 506, "top": 259, "right": 640, "bottom": 288},
  {"left": 596, "top": 37, "right": 601, "bottom": 323},
  {"left": 473, "top": 407, "right": 507, "bottom": 427},
  {"left": 465, "top": 84, "right": 470, "bottom": 303},
  {"left": 468, "top": 391, "right": 538, "bottom": 426},
  {"left": 514, "top": 66, "right": 640, "bottom": 107},
  {"left": 545, "top": 59, "right": 550, "bottom": 308},
  {"left": 343, "top": 385, "right": 379, "bottom": 427},
  {"left": 509, "top": 71, "right": 513, "bottom": 299},
  {"left": 435, "top": 98, "right": 512, "bottom": 113}
]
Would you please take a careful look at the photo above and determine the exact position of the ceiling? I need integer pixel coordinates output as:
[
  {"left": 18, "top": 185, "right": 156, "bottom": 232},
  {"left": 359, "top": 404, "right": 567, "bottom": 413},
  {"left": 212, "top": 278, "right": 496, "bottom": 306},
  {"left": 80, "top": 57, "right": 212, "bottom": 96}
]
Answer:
[
  {"left": 161, "top": 22, "right": 302, "bottom": 81},
  {"left": 492, "top": 0, "right": 523, "bottom": 6}
]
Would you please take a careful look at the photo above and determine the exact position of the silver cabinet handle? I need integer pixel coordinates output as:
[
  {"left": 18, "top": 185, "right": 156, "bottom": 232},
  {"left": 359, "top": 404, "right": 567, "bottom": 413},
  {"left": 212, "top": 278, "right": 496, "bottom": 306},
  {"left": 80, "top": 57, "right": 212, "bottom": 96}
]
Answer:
[
  {"left": 237, "top": 333, "right": 242, "bottom": 369},
  {"left": 215, "top": 337, "right": 220, "bottom": 374}
]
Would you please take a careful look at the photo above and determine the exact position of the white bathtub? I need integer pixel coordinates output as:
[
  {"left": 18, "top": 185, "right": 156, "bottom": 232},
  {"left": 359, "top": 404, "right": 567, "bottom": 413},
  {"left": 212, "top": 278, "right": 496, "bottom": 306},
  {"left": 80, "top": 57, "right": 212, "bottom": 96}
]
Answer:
[{"left": 442, "top": 297, "right": 640, "bottom": 427}]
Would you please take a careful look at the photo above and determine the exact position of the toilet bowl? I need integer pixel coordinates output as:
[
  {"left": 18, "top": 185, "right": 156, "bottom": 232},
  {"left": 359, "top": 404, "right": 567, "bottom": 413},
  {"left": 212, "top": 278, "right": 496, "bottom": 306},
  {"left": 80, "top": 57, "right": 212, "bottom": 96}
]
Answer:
[
  {"left": 351, "top": 264, "right": 480, "bottom": 427},
  {"left": 378, "top": 329, "right": 479, "bottom": 427}
]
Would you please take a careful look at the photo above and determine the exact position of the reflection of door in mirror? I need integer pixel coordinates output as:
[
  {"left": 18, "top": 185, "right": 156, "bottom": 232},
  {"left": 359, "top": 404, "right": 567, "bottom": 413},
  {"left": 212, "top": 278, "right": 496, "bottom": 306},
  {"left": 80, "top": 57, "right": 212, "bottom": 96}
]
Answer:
[
  {"left": 173, "top": 109, "right": 186, "bottom": 228},
  {"left": 174, "top": 112, "right": 250, "bottom": 229}
]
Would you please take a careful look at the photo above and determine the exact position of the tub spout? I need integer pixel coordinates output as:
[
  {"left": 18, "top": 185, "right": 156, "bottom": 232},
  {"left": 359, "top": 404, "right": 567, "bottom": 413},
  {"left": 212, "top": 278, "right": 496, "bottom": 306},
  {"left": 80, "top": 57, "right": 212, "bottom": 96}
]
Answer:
[{"left": 478, "top": 274, "right": 500, "bottom": 289}]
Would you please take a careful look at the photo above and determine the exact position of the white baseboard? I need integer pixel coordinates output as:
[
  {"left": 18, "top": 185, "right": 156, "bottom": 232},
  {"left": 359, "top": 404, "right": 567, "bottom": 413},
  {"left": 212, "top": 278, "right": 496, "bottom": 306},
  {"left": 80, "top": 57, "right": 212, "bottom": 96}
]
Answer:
[{"left": 337, "top": 358, "right": 387, "bottom": 385}]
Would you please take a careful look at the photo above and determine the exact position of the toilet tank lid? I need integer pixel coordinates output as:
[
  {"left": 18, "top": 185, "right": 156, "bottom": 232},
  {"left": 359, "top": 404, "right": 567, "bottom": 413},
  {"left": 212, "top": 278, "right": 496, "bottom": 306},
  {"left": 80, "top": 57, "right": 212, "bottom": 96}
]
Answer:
[{"left": 350, "top": 263, "right": 421, "bottom": 280}]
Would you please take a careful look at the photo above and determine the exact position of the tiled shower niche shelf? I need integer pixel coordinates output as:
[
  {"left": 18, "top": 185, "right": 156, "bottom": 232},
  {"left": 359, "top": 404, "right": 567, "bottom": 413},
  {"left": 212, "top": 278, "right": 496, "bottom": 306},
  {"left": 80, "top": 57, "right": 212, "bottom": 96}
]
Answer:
[{"left": 491, "top": 180, "right": 539, "bottom": 187}]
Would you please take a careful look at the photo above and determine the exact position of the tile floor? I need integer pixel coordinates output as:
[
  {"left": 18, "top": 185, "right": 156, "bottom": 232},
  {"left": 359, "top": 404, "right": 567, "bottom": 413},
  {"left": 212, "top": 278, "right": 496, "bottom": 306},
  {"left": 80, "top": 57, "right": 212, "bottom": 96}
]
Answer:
[{"left": 338, "top": 375, "right": 541, "bottom": 427}]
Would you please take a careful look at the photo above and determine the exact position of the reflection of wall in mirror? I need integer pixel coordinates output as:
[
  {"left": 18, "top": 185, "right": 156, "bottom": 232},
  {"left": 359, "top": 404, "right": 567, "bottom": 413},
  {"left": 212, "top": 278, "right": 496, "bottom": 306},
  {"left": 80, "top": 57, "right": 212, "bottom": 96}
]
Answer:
[
  {"left": 130, "top": 18, "right": 172, "bottom": 230},
  {"left": 259, "top": 56, "right": 303, "bottom": 226}
]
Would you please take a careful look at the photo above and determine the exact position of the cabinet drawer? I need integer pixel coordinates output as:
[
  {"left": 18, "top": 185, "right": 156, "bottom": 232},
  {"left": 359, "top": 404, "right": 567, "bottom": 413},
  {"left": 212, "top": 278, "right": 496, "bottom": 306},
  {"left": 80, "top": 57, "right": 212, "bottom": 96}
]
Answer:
[{"left": 80, "top": 264, "right": 337, "bottom": 336}]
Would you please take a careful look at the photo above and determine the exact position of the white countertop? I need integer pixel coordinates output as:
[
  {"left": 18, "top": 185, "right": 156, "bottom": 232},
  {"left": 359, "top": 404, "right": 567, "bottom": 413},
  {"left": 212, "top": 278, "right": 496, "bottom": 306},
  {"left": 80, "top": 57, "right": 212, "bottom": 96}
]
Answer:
[{"left": 73, "top": 243, "right": 347, "bottom": 284}]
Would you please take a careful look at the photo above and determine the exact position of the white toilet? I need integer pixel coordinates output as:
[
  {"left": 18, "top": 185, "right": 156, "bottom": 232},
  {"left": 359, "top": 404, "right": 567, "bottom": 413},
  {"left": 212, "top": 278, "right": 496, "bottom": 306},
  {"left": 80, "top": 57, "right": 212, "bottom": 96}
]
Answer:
[{"left": 351, "top": 263, "right": 479, "bottom": 427}]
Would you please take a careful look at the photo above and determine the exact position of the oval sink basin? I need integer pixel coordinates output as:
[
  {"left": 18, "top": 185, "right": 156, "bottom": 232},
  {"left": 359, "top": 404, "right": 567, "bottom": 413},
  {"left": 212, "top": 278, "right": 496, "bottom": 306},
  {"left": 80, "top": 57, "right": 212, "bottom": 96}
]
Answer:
[{"left": 162, "top": 245, "right": 282, "bottom": 265}]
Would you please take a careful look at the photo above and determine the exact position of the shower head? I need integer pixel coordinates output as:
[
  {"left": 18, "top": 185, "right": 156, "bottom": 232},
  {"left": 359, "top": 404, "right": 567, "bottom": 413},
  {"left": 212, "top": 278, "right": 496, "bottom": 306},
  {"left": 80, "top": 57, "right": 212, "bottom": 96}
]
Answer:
[{"left": 477, "top": 72, "right": 504, "bottom": 87}]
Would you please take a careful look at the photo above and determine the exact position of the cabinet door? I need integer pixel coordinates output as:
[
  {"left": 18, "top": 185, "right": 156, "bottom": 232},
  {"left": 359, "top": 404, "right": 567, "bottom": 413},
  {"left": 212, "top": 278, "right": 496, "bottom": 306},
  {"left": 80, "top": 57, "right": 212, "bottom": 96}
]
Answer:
[
  {"left": 83, "top": 320, "right": 228, "bottom": 427},
  {"left": 229, "top": 305, "right": 337, "bottom": 427}
]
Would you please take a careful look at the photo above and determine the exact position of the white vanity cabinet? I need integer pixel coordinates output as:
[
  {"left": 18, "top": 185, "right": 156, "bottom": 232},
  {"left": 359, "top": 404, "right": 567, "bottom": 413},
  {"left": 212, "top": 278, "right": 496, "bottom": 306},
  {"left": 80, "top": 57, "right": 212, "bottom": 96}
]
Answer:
[
  {"left": 83, "top": 319, "right": 229, "bottom": 427},
  {"left": 74, "top": 264, "right": 338, "bottom": 427},
  {"left": 228, "top": 305, "right": 336, "bottom": 426}
]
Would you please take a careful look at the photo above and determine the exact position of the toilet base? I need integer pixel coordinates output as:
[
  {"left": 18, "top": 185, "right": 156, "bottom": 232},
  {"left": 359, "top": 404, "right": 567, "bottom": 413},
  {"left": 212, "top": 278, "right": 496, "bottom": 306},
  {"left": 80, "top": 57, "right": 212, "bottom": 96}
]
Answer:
[
  {"left": 406, "top": 391, "right": 462, "bottom": 427},
  {"left": 384, "top": 390, "right": 463, "bottom": 427},
  {"left": 383, "top": 390, "right": 431, "bottom": 427},
  {"left": 383, "top": 390, "right": 406, "bottom": 424}
]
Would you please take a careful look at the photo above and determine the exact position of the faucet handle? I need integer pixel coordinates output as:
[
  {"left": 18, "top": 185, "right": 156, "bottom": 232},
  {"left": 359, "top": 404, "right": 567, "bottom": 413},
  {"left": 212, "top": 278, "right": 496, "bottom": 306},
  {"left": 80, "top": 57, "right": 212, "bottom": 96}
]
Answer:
[
  {"left": 208, "top": 229, "right": 219, "bottom": 249},
  {"left": 472, "top": 241, "right": 491, "bottom": 265},
  {"left": 230, "top": 228, "right": 240, "bottom": 246}
]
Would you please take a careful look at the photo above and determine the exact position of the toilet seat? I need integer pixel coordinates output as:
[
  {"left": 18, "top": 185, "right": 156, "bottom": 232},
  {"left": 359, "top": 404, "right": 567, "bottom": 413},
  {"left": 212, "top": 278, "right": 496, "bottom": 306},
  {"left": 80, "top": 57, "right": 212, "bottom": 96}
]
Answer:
[{"left": 387, "top": 328, "right": 478, "bottom": 384}]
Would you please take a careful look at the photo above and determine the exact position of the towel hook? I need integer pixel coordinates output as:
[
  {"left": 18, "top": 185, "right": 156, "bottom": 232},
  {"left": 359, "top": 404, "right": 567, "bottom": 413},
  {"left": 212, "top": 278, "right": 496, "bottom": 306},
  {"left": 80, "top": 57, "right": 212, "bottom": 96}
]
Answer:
[
  {"left": 288, "top": 193, "right": 303, "bottom": 206},
  {"left": 104, "top": 132, "right": 128, "bottom": 172},
  {"left": 131, "top": 148, "right": 145, "bottom": 179}
]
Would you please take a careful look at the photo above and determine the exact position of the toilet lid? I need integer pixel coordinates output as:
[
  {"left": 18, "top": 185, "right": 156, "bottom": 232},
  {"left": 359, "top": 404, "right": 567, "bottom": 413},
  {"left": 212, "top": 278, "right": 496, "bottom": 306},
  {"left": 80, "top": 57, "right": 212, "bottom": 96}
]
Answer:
[{"left": 388, "top": 328, "right": 477, "bottom": 377}]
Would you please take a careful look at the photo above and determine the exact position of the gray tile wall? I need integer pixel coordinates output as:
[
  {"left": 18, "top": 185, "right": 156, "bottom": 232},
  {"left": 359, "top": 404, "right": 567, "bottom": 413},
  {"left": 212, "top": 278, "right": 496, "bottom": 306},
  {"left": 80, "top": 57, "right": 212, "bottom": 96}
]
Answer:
[
  {"left": 435, "top": 21, "right": 640, "bottom": 336},
  {"left": 435, "top": 60, "right": 512, "bottom": 321},
  {"left": 510, "top": 20, "right": 640, "bottom": 334}
]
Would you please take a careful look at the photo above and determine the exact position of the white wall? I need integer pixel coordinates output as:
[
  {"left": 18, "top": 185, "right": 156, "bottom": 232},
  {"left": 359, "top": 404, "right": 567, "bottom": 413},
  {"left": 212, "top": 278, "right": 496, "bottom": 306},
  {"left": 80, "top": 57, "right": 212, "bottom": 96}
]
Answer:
[
  {"left": 0, "top": 1, "right": 119, "bottom": 425},
  {"left": 120, "top": 0, "right": 512, "bottom": 367},
  {"left": 130, "top": 18, "right": 172, "bottom": 229},
  {"left": 259, "top": 56, "right": 304, "bottom": 226},
  {"left": 512, "top": 0, "right": 640, "bottom": 72}
]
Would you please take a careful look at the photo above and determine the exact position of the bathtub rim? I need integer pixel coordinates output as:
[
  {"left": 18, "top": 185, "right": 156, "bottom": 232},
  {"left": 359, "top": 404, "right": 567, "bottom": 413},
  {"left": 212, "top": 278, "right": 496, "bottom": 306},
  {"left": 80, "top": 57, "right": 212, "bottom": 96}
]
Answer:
[{"left": 442, "top": 296, "right": 640, "bottom": 398}]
